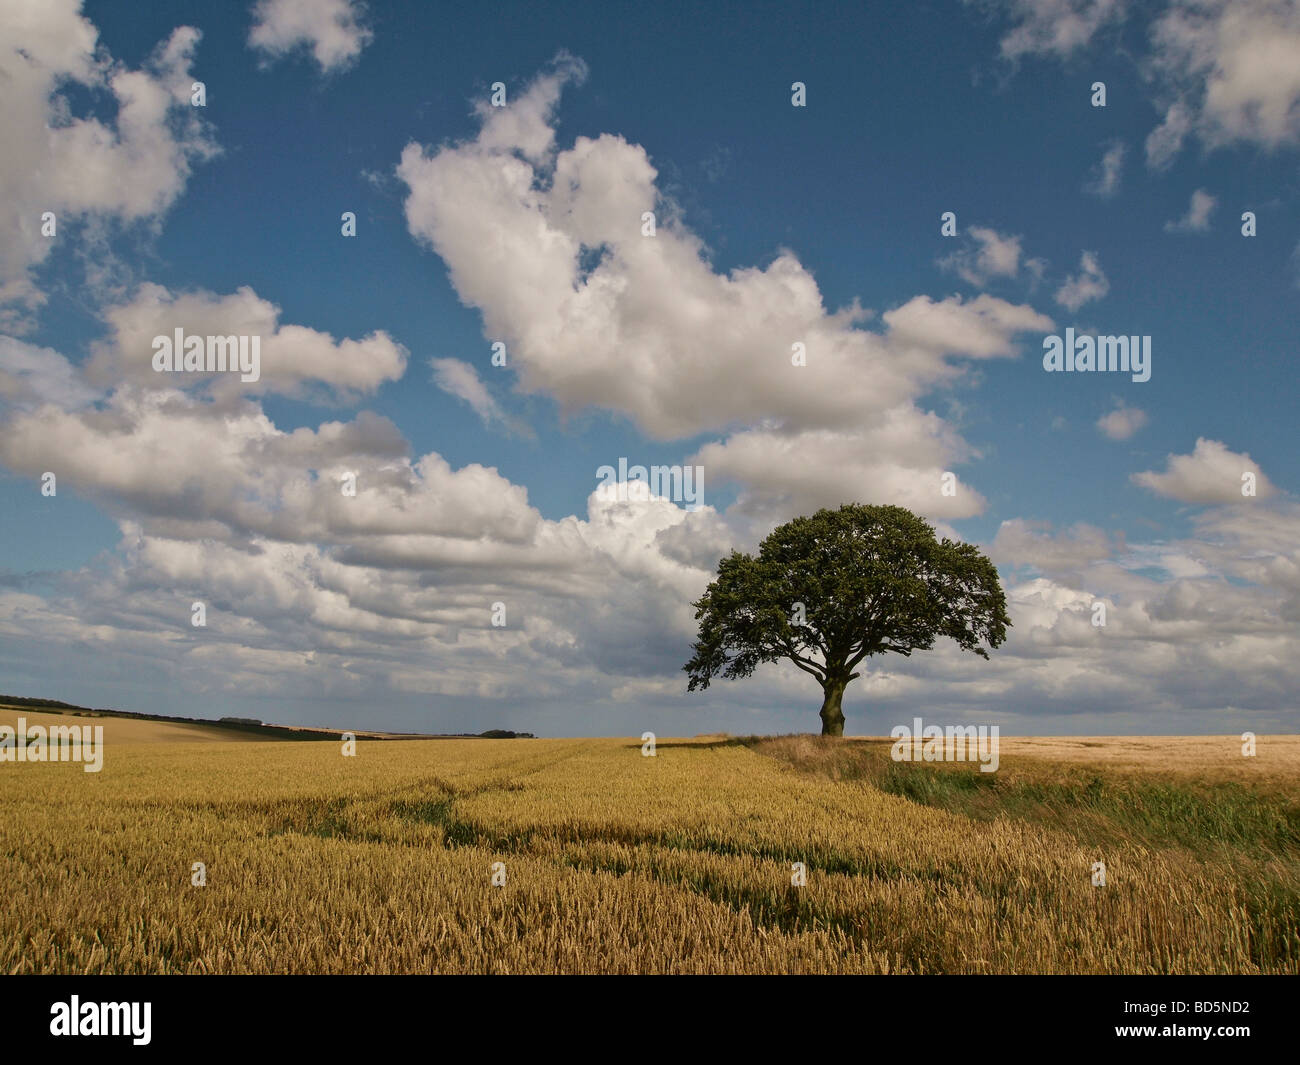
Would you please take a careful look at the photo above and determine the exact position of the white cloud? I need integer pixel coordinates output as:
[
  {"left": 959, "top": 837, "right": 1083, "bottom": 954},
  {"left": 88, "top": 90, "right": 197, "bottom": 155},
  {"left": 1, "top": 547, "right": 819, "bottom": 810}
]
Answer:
[
  {"left": 85, "top": 283, "right": 408, "bottom": 403},
  {"left": 939, "top": 226, "right": 1043, "bottom": 287},
  {"left": 0, "top": 1, "right": 217, "bottom": 329},
  {"left": 0, "top": 336, "right": 101, "bottom": 411},
  {"left": 248, "top": 0, "right": 372, "bottom": 72},
  {"left": 978, "top": 2, "right": 1300, "bottom": 171},
  {"left": 1189, "top": 504, "right": 1300, "bottom": 600},
  {"left": 430, "top": 358, "right": 501, "bottom": 423},
  {"left": 1144, "top": 101, "right": 1195, "bottom": 170},
  {"left": 1164, "top": 188, "right": 1217, "bottom": 232},
  {"left": 430, "top": 357, "right": 532, "bottom": 437},
  {"left": 396, "top": 59, "right": 1051, "bottom": 524},
  {"left": 6, "top": 382, "right": 1298, "bottom": 732},
  {"left": 2, "top": 327, "right": 1297, "bottom": 731},
  {"left": 1145, "top": 0, "right": 1300, "bottom": 167},
  {"left": 880, "top": 293, "right": 1053, "bottom": 360},
  {"left": 984, "top": 0, "right": 1128, "bottom": 59},
  {"left": 991, "top": 518, "right": 1120, "bottom": 573},
  {"left": 31, "top": 398, "right": 551, "bottom": 549},
  {"left": 1054, "top": 250, "right": 1109, "bottom": 311},
  {"left": 0, "top": 364, "right": 729, "bottom": 708},
  {"left": 692, "top": 418, "right": 989, "bottom": 522},
  {"left": 950, "top": 506, "right": 1300, "bottom": 729},
  {"left": 2, "top": 45, "right": 1293, "bottom": 735},
  {"left": 1084, "top": 140, "right": 1125, "bottom": 197},
  {"left": 1132, "top": 437, "right": 1277, "bottom": 503},
  {"left": 1096, "top": 400, "right": 1148, "bottom": 439}
]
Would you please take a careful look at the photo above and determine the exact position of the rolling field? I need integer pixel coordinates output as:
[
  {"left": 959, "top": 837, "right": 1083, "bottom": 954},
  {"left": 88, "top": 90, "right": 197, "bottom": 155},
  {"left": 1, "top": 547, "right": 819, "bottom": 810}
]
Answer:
[{"left": 1, "top": 711, "right": 1297, "bottom": 974}]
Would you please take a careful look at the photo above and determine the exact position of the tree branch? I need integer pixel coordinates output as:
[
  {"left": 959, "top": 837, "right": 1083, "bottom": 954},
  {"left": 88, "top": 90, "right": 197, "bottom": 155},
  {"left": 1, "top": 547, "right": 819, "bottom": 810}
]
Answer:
[
  {"left": 788, "top": 655, "right": 827, "bottom": 681},
  {"left": 781, "top": 637, "right": 827, "bottom": 680}
]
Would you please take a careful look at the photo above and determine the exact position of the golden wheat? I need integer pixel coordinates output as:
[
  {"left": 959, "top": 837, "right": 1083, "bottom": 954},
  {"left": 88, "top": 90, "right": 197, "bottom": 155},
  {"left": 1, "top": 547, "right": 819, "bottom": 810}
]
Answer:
[{"left": 1, "top": 727, "right": 1296, "bottom": 974}]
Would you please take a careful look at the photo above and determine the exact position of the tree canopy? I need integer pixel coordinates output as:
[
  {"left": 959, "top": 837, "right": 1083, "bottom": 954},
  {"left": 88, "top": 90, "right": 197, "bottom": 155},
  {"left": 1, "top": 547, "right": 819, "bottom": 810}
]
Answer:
[{"left": 684, "top": 504, "right": 1010, "bottom": 735}]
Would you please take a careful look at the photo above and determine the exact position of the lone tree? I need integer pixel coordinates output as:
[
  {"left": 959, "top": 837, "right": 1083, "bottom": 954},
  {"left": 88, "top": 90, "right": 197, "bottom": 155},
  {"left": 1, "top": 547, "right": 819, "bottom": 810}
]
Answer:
[{"left": 684, "top": 504, "right": 1010, "bottom": 736}]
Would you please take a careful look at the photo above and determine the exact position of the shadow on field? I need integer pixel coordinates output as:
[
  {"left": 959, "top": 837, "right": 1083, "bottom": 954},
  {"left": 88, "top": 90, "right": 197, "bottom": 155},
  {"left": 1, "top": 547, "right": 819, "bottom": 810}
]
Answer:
[{"left": 619, "top": 738, "right": 751, "bottom": 751}]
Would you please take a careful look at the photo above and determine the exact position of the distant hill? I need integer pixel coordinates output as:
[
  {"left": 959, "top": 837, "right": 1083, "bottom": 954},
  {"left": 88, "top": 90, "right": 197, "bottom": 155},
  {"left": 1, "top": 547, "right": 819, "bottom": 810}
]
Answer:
[{"left": 0, "top": 694, "right": 535, "bottom": 740}]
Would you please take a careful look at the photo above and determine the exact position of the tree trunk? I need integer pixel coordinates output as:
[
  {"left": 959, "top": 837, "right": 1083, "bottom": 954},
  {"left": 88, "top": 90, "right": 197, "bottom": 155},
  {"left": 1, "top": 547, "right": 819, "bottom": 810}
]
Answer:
[{"left": 819, "top": 677, "right": 847, "bottom": 736}]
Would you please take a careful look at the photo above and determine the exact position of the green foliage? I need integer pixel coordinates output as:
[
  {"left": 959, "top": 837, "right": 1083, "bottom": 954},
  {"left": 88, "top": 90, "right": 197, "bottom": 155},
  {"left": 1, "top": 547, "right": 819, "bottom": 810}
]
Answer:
[{"left": 684, "top": 504, "right": 1011, "bottom": 713}]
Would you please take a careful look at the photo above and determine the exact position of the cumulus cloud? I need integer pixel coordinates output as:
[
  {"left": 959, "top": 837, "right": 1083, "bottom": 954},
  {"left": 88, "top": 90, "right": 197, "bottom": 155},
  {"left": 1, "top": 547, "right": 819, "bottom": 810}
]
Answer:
[
  {"left": 1054, "top": 251, "right": 1109, "bottom": 311},
  {"left": 1164, "top": 188, "right": 1217, "bottom": 232},
  {"left": 5, "top": 369, "right": 1297, "bottom": 732},
  {"left": 991, "top": 518, "right": 1121, "bottom": 574},
  {"left": 1132, "top": 438, "right": 1277, "bottom": 502},
  {"left": 0, "top": 371, "right": 728, "bottom": 708},
  {"left": 396, "top": 62, "right": 1051, "bottom": 522},
  {"left": 0, "top": 1, "right": 217, "bottom": 329},
  {"left": 248, "top": 0, "right": 372, "bottom": 72},
  {"left": 0, "top": 386, "right": 541, "bottom": 548},
  {"left": 939, "top": 226, "right": 1044, "bottom": 287},
  {"left": 1145, "top": 0, "right": 1300, "bottom": 167},
  {"left": 692, "top": 419, "right": 989, "bottom": 522},
  {"left": 1096, "top": 400, "right": 1148, "bottom": 440},
  {"left": 945, "top": 505, "right": 1299, "bottom": 730},
  {"left": 84, "top": 283, "right": 408, "bottom": 403},
  {"left": 0, "top": 319, "right": 722, "bottom": 705},
  {"left": 0, "top": 48, "right": 1061, "bottom": 729},
  {"left": 2, "top": 324, "right": 1296, "bottom": 731},
  {"left": 2, "top": 45, "right": 1293, "bottom": 735},
  {"left": 0, "top": 336, "right": 101, "bottom": 411},
  {"left": 976, "top": 2, "right": 1300, "bottom": 173},
  {"left": 1189, "top": 503, "right": 1300, "bottom": 609}
]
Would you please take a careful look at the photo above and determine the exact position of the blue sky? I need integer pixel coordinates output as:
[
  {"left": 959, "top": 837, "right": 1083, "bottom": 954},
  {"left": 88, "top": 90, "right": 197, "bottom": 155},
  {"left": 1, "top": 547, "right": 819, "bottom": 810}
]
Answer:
[{"left": 1, "top": 0, "right": 1297, "bottom": 736}]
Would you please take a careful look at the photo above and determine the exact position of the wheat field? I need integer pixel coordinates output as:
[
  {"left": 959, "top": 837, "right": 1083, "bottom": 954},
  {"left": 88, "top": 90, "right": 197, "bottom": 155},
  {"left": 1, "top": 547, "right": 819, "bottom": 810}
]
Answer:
[{"left": 1, "top": 714, "right": 1297, "bottom": 974}]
